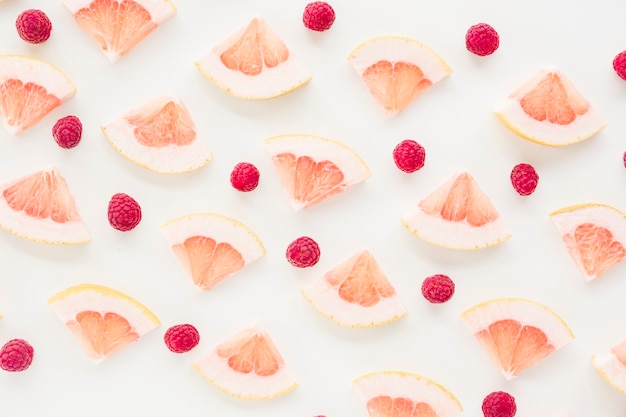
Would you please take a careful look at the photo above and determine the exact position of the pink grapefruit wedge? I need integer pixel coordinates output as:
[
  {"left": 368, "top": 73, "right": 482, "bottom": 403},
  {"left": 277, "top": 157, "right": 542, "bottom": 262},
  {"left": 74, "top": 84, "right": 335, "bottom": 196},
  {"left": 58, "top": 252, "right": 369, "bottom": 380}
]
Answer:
[{"left": 593, "top": 338, "right": 626, "bottom": 394}]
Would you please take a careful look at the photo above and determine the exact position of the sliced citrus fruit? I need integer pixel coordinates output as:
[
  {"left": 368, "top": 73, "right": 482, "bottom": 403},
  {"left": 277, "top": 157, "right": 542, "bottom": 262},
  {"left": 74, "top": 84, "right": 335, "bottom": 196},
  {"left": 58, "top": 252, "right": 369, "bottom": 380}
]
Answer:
[
  {"left": 0, "top": 55, "right": 76, "bottom": 136},
  {"left": 402, "top": 171, "right": 510, "bottom": 250},
  {"left": 161, "top": 213, "right": 265, "bottom": 291},
  {"left": 592, "top": 338, "right": 626, "bottom": 394},
  {"left": 549, "top": 203, "right": 626, "bottom": 282},
  {"left": 195, "top": 17, "right": 312, "bottom": 100},
  {"left": 64, "top": 0, "right": 176, "bottom": 63},
  {"left": 347, "top": 36, "right": 451, "bottom": 115},
  {"left": 0, "top": 167, "right": 90, "bottom": 245},
  {"left": 48, "top": 283, "right": 160, "bottom": 362},
  {"left": 266, "top": 134, "right": 370, "bottom": 210},
  {"left": 494, "top": 67, "right": 606, "bottom": 146},
  {"left": 194, "top": 324, "right": 298, "bottom": 400},
  {"left": 301, "top": 250, "right": 407, "bottom": 328},
  {"left": 462, "top": 298, "right": 574, "bottom": 380}
]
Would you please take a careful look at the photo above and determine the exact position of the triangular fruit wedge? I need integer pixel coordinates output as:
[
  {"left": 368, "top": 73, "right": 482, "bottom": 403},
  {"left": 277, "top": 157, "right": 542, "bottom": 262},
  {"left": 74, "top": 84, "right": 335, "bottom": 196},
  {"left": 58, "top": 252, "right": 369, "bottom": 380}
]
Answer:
[
  {"left": 353, "top": 371, "right": 463, "bottom": 417},
  {"left": 0, "top": 55, "right": 76, "bottom": 135},
  {"left": 194, "top": 324, "right": 298, "bottom": 400},
  {"left": 266, "top": 134, "right": 370, "bottom": 210},
  {"left": 462, "top": 298, "right": 574, "bottom": 380},
  {"left": 0, "top": 167, "right": 90, "bottom": 245},
  {"left": 347, "top": 36, "right": 451, "bottom": 115},
  {"left": 48, "top": 283, "right": 160, "bottom": 362},
  {"left": 195, "top": 17, "right": 312, "bottom": 100},
  {"left": 302, "top": 250, "right": 407, "bottom": 327},
  {"left": 402, "top": 171, "right": 510, "bottom": 250},
  {"left": 494, "top": 67, "right": 606, "bottom": 146},
  {"left": 161, "top": 213, "right": 265, "bottom": 291},
  {"left": 592, "top": 338, "right": 626, "bottom": 394},
  {"left": 550, "top": 203, "right": 626, "bottom": 282},
  {"left": 64, "top": 0, "right": 176, "bottom": 63},
  {"left": 101, "top": 95, "right": 212, "bottom": 173}
]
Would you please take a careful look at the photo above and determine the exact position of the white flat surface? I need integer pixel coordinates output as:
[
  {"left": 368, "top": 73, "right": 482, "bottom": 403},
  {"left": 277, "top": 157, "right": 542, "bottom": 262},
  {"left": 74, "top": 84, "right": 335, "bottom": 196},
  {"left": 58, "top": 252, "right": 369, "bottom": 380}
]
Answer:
[{"left": 1, "top": 0, "right": 626, "bottom": 416}]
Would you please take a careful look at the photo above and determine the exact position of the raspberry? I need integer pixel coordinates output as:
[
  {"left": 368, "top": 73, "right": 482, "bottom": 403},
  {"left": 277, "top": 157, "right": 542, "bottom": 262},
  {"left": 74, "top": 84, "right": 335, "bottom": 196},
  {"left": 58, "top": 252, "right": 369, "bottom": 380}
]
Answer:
[
  {"left": 107, "top": 193, "right": 142, "bottom": 231},
  {"left": 0, "top": 339, "right": 34, "bottom": 372},
  {"left": 164, "top": 324, "right": 200, "bottom": 353},
  {"left": 15, "top": 9, "right": 52, "bottom": 44},
  {"left": 393, "top": 140, "right": 426, "bottom": 173},
  {"left": 286, "top": 236, "right": 320, "bottom": 268},
  {"left": 623, "top": 151, "right": 626, "bottom": 168},
  {"left": 482, "top": 391, "right": 517, "bottom": 417},
  {"left": 510, "top": 163, "right": 539, "bottom": 196},
  {"left": 230, "top": 162, "right": 260, "bottom": 192},
  {"left": 465, "top": 23, "right": 499, "bottom": 56},
  {"left": 52, "top": 115, "right": 82, "bottom": 149},
  {"left": 303, "top": 2, "right": 336, "bottom": 32},
  {"left": 613, "top": 51, "right": 626, "bottom": 81},
  {"left": 421, "top": 274, "right": 455, "bottom": 303}
]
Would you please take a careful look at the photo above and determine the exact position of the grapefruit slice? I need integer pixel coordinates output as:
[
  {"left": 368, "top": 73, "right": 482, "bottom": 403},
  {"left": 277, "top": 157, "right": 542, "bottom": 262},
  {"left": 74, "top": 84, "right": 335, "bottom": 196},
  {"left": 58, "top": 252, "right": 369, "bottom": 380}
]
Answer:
[
  {"left": 0, "top": 167, "right": 90, "bottom": 245},
  {"left": 494, "top": 67, "right": 606, "bottom": 146},
  {"left": 347, "top": 36, "right": 451, "bottom": 115},
  {"left": 0, "top": 55, "right": 76, "bottom": 135},
  {"left": 266, "top": 134, "right": 370, "bottom": 210},
  {"left": 301, "top": 250, "right": 407, "bottom": 328},
  {"left": 462, "top": 298, "right": 574, "bottom": 380},
  {"left": 592, "top": 338, "right": 626, "bottom": 394},
  {"left": 195, "top": 17, "right": 312, "bottom": 100},
  {"left": 402, "top": 171, "right": 510, "bottom": 250},
  {"left": 101, "top": 95, "right": 212, "bottom": 173},
  {"left": 549, "top": 203, "right": 626, "bottom": 282},
  {"left": 161, "top": 213, "right": 265, "bottom": 291},
  {"left": 64, "top": 0, "right": 176, "bottom": 63},
  {"left": 194, "top": 324, "right": 298, "bottom": 400},
  {"left": 48, "top": 283, "right": 160, "bottom": 362},
  {"left": 353, "top": 371, "right": 463, "bottom": 417}
]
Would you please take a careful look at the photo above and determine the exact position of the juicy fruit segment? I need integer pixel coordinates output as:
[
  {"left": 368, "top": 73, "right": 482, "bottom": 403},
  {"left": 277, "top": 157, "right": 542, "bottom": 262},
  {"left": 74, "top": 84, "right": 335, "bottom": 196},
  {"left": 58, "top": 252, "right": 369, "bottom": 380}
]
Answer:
[
  {"left": 402, "top": 171, "right": 510, "bottom": 250},
  {"left": 301, "top": 250, "right": 408, "bottom": 327},
  {"left": 347, "top": 36, "right": 451, "bottom": 115},
  {"left": 494, "top": 67, "right": 606, "bottom": 146},
  {"left": 195, "top": 17, "right": 312, "bottom": 99},
  {"left": 593, "top": 339, "right": 626, "bottom": 394},
  {"left": 266, "top": 134, "right": 370, "bottom": 210},
  {"left": 462, "top": 298, "right": 574, "bottom": 379}
]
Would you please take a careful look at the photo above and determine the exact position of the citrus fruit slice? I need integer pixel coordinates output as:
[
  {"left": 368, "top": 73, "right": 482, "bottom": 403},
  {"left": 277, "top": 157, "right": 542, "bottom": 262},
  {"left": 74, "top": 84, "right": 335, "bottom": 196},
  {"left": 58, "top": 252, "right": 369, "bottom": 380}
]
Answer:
[
  {"left": 549, "top": 203, "right": 626, "bottom": 282},
  {"left": 347, "top": 36, "right": 451, "bottom": 115},
  {"left": 48, "top": 283, "right": 160, "bottom": 362},
  {"left": 64, "top": 0, "right": 176, "bottom": 63},
  {"left": 194, "top": 324, "right": 298, "bottom": 400},
  {"left": 266, "top": 134, "right": 370, "bottom": 210},
  {"left": 592, "top": 338, "right": 626, "bottom": 394},
  {"left": 0, "top": 55, "right": 76, "bottom": 136},
  {"left": 0, "top": 167, "right": 90, "bottom": 245},
  {"left": 402, "top": 171, "right": 510, "bottom": 250},
  {"left": 301, "top": 250, "right": 407, "bottom": 328},
  {"left": 462, "top": 298, "right": 574, "bottom": 380},
  {"left": 494, "top": 67, "right": 606, "bottom": 146},
  {"left": 195, "top": 17, "right": 312, "bottom": 100},
  {"left": 353, "top": 371, "right": 463, "bottom": 417},
  {"left": 101, "top": 95, "right": 212, "bottom": 173},
  {"left": 161, "top": 213, "right": 265, "bottom": 291}
]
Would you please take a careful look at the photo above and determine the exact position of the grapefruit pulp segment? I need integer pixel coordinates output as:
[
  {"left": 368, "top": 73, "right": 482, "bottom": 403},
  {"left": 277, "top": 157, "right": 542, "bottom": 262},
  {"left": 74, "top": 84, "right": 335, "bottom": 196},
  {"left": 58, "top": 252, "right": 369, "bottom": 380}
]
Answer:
[{"left": 593, "top": 339, "right": 626, "bottom": 394}]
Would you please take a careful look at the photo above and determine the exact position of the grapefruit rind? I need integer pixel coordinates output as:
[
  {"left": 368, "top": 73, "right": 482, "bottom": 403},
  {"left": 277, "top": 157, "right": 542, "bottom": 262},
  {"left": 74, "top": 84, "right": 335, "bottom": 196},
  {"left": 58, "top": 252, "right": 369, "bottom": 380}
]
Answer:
[{"left": 592, "top": 343, "right": 626, "bottom": 394}]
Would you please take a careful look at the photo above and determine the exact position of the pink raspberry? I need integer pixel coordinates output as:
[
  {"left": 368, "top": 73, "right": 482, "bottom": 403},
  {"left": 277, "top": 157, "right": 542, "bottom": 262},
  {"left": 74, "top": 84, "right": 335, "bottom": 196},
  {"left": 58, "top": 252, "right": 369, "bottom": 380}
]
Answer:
[
  {"left": 0, "top": 339, "right": 34, "bottom": 372},
  {"left": 421, "top": 274, "right": 455, "bottom": 303},
  {"left": 286, "top": 236, "right": 320, "bottom": 268},
  {"left": 52, "top": 115, "right": 82, "bottom": 149},
  {"left": 613, "top": 51, "right": 626, "bottom": 81},
  {"left": 164, "top": 324, "right": 200, "bottom": 353},
  {"left": 465, "top": 23, "right": 499, "bottom": 56},
  {"left": 393, "top": 140, "right": 426, "bottom": 173},
  {"left": 108, "top": 193, "right": 142, "bottom": 231},
  {"left": 510, "top": 163, "right": 539, "bottom": 196},
  {"left": 230, "top": 162, "right": 260, "bottom": 192},
  {"left": 482, "top": 391, "right": 517, "bottom": 417},
  {"left": 303, "top": 2, "right": 336, "bottom": 32},
  {"left": 623, "top": 151, "right": 626, "bottom": 168},
  {"left": 15, "top": 9, "right": 52, "bottom": 44}
]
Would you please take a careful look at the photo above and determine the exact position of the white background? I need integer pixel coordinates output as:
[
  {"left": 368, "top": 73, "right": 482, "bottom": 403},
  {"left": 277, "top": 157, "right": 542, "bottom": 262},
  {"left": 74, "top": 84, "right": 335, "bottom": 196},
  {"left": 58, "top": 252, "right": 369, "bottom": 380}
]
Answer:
[{"left": 1, "top": 0, "right": 626, "bottom": 416}]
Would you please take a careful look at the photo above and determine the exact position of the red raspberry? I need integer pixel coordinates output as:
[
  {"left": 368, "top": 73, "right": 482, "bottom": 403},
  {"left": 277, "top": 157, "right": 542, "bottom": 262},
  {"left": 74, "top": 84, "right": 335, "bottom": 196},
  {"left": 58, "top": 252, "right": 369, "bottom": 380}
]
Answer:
[
  {"left": 286, "top": 236, "right": 320, "bottom": 268},
  {"left": 393, "top": 140, "right": 426, "bottom": 173},
  {"left": 52, "top": 115, "right": 82, "bottom": 149},
  {"left": 482, "top": 391, "right": 517, "bottom": 417},
  {"left": 107, "top": 193, "right": 142, "bottom": 231},
  {"left": 421, "top": 274, "right": 455, "bottom": 303},
  {"left": 0, "top": 339, "right": 34, "bottom": 372},
  {"left": 614, "top": 51, "right": 626, "bottom": 81},
  {"left": 510, "top": 163, "right": 539, "bottom": 196},
  {"left": 15, "top": 9, "right": 52, "bottom": 44},
  {"left": 230, "top": 162, "right": 260, "bottom": 192},
  {"left": 164, "top": 324, "right": 200, "bottom": 353},
  {"left": 623, "top": 151, "right": 626, "bottom": 168},
  {"left": 303, "top": 2, "right": 336, "bottom": 32},
  {"left": 465, "top": 23, "right": 499, "bottom": 56}
]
